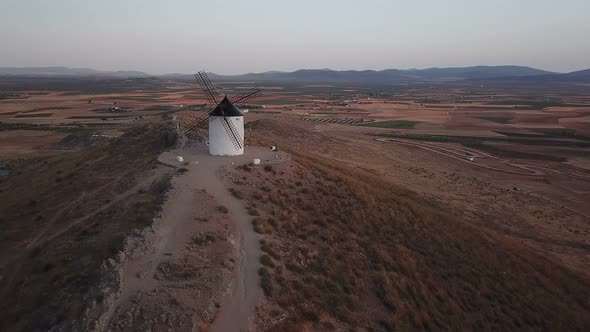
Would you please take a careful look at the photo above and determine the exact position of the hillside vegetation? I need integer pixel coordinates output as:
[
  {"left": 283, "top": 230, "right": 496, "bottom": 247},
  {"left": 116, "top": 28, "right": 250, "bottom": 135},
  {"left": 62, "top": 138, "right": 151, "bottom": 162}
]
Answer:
[
  {"left": 238, "top": 120, "right": 590, "bottom": 331},
  {"left": 0, "top": 123, "right": 177, "bottom": 331}
]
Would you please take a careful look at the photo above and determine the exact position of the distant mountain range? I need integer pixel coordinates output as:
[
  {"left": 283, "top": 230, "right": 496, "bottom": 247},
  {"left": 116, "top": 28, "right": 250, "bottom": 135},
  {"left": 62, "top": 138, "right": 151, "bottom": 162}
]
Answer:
[
  {"left": 483, "top": 68, "right": 590, "bottom": 83},
  {"left": 0, "top": 66, "right": 150, "bottom": 78},
  {"left": 1, "top": 65, "right": 589, "bottom": 84},
  {"left": 208, "top": 66, "right": 555, "bottom": 83}
]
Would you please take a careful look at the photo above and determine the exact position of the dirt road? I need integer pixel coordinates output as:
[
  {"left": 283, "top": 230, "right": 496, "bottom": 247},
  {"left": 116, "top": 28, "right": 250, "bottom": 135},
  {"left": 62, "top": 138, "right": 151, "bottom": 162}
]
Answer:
[
  {"left": 159, "top": 145, "right": 290, "bottom": 331},
  {"left": 102, "top": 143, "right": 290, "bottom": 331}
]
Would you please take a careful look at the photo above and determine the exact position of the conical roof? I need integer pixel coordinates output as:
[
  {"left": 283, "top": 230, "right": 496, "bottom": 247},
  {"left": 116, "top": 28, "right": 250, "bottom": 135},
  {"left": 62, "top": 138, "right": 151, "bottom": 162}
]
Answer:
[{"left": 209, "top": 95, "right": 243, "bottom": 117}]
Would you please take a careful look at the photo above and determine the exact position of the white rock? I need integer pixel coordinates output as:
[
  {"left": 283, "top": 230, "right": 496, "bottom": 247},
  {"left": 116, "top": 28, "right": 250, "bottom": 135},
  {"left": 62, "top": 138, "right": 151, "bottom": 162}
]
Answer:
[{"left": 106, "top": 258, "right": 117, "bottom": 268}]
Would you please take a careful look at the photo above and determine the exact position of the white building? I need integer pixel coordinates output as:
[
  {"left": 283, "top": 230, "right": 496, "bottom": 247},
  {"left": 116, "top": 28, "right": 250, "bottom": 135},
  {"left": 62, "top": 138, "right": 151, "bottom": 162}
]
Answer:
[{"left": 208, "top": 96, "right": 244, "bottom": 156}]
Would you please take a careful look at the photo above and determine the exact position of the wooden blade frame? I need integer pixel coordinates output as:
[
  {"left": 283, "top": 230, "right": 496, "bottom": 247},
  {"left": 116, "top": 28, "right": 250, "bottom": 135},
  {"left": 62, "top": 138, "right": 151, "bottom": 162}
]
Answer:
[
  {"left": 232, "top": 88, "right": 262, "bottom": 105},
  {"left": 220, "top": 116, "right": 243, "bottom": 150},
  {"left": 194, "top": 71, "right": 221, "bottom": 105}
]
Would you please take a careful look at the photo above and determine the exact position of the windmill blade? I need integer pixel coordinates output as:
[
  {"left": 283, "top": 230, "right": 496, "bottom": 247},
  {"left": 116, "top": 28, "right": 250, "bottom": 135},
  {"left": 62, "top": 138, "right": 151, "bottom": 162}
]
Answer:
[
  {"left": 194, "top": 74, "right": 216, "bottom": 105},
  {"left": 220, "top": 117, "right": 244, "bottom": 150},
  {"left": 192, "top": 114, "right": 210, "bottom": 129},
  {"left": 185, "top": 110, "right": 210, "bottom": 131},
  {"left": 185, "top": 115, "right": 208, "bottom": 134},
  {"left": 195, "top": 71, "right": 220, "bottom": 104},
  {"left": 194, "top": 72, "right": 218, "bottom": 105},
  {"left": 194, "top": 71, "right": 221, "bottom": 105},
  {"left": 232, "top": 88, "right": 262, "bottom": 105},
  {"left": 184, "top": 112, "right": 213, "bottom": 136},
  {"left": 199, "top": 71, "right": 221, "bottom": 100},
  {"left": 222, "top": 117, "right": 243, "bottom": 150}
]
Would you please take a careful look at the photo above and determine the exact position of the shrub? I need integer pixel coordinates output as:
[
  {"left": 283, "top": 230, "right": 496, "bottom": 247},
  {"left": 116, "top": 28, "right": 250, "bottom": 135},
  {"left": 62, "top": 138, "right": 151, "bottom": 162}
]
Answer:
[
  {"left": 252, "top": 218, "right": 265, "bottom": 234},
  {"left": 229, "top": 188, "right": 244, "bottom": 199},
  {"left": 247, "top": 206, "right": 259, "bottom": 216},
  {"left": 159, "top": 126, "right": 178, "bottom": 148},
  {"left": 260, "top": 254, "right": 275, "bottom": 267},
  {"left": 259, "top": 267, "right": 273, "bottom": 296},
  {"left": 261, "top": 242, "right": 280, "bottom": 259},
  {"left": 216, "top": 205, "right": 229, "bottom": 214},
  {"left": 264, "top": 165, "right": 273, "bottom": 172}
]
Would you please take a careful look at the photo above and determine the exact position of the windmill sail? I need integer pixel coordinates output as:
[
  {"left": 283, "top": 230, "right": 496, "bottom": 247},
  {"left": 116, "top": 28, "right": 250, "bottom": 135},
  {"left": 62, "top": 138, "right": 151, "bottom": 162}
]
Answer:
[
  {"left": 220, "top": 117, "right": 244, "bottom": 150},
  {"left": 186, "top": 69, "right": 260, "bottom": 154},
  {"left": 185, "top": 71, "right": 220, "bottom": 136},
  {"left": 195, "top": 71, "right": 221, "bottom": 105},
  {"left": 185, "top": 115, "right": 210, "bottom": 137},
  {"left": 232, "top": 88, "right": 262, "bottom": 106}
]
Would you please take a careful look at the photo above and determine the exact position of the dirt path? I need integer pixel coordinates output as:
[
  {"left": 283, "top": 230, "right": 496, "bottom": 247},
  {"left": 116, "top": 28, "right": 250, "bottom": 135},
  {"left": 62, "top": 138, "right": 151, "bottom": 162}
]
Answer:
[
  {"left": 103, "top": 168, "right": 237, "bottom": 331},
  {"left": 102, "top": 143, "right": 290, "bottom": 331},
  {"left": 111, "top": 177, "right": 200, "bottom": 313},
  {"left": 376, "top": 138, "right": 545, "bottom": 176},
  {"left": 377, "top": 138, "right": 590, "bottom": 181},
  {"left": 158, "top": 145, "right": 290, "bottom": 331}
]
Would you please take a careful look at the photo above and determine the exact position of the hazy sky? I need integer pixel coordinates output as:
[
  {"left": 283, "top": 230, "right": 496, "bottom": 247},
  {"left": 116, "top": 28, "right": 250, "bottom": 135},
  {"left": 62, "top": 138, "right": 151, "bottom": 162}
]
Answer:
[{"left": 1, "top": 0, "right": 589, "bottom": 74}]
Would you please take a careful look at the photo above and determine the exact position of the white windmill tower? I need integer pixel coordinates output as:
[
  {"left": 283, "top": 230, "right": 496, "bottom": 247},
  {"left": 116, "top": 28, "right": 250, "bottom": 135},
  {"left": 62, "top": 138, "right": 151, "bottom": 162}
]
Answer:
[{"left": 186, "top": 71, "right": 261, "bottom": 156}]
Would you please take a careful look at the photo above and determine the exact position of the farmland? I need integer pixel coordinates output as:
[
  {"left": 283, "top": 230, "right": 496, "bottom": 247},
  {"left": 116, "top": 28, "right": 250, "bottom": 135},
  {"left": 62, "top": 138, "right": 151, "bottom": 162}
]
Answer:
[{"left": 0, "top": 75, "right": 589, "bottom": 330}]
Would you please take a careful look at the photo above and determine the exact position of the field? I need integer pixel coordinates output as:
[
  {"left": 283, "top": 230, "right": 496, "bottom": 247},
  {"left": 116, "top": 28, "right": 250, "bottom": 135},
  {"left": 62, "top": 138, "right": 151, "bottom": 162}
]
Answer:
[{"left": 0, "top": 76, "right": 589, "bottom": 330}]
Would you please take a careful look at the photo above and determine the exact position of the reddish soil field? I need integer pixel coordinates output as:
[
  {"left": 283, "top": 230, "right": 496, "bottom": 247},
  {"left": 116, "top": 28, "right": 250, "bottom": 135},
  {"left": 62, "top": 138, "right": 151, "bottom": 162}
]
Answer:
[
  {"left": 2, "top": 78, "right": 590, "bottom": 331},
  {"left": 0, "top": 130, "right": 68, "bottom": 157}
]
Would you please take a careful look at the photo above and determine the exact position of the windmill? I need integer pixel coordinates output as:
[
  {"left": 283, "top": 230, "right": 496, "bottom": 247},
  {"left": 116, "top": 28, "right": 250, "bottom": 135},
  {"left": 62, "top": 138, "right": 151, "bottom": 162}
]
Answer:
[{"left": 185, "top": 71, "right": 261, "bottom": 156}]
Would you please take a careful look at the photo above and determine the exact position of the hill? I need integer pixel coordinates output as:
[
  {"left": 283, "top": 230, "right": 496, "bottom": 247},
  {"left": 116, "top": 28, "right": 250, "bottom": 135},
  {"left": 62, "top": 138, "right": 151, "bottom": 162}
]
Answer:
[
  {"left": 211, "top": 66, "right": 553, "bottom": 84},
  {"left": 4, "top": 65, "right": 590, "bottom": 84},
  {"left": 241, "top": 118, "right": 590, "bottom": 331},
  {"left": 406, "top": 65, "right": 553, "bottom": 79},
  {"left": 0, "top": 66, "right": 150, "bottom": 78},
  {"left": 478, "top": 68, "right": 590, "bottom": 84}
]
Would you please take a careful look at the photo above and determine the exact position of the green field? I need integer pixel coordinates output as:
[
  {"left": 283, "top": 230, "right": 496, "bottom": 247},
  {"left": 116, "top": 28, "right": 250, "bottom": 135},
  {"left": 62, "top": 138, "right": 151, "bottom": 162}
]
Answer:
[
  {"left": 260, "top": 99, "right": 316, "bottom": 105},
  {"left": 462, "top": 142, "right": 566, "bottom": 161},
  {"left": 493, "top": 130, "right": 547, "bottom": 138},
  {"left": 14, "top": 113, "right": 53, "bottom": 118},
  {"left": 142, "top": 105, "right": 179, "bottom": 112},
  {"left": 249, "top": 110, "right": 281, "bottom": 114},
  {"left": 371, "top": 133, "right": 590, "bottom": 148},
  {"left": 475, "top": 116, "right": 513, "bottom": 124},
  {"left": 358, "top": 120, "right": 420, "bottom": 129},
  {"left": 67, "top": 115, "right": 134, "bottom": 119},
  {"left": 495, "top": 128, "right": 587, "bottom": 139},
  {"left": 118, "top": 96, "right": 163, "bottom": 102},
  {"left": 21, "top": 106, "right": 71, "bottom": 113},
  {"left": 529, "top": 128, "right": 578, "bottom": 137}
]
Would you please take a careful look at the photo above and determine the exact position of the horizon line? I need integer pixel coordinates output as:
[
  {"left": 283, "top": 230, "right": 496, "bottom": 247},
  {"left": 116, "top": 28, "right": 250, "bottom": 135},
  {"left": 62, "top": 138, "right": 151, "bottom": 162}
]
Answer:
[{"left": 2, "top": 64, "right": 590, "bottom": 77}]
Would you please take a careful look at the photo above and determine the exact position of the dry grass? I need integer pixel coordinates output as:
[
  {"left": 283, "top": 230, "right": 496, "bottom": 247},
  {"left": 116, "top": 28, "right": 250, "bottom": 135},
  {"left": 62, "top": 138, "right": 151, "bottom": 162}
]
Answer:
[
  {"left": 0, "top": 123, "right": 176, "bottom": 331},
  {"left": 233, "top": 144, "right": 590, "bottom": 331},
  {"left": 229, "top": 187, "right": 244, "bottom": 199}
]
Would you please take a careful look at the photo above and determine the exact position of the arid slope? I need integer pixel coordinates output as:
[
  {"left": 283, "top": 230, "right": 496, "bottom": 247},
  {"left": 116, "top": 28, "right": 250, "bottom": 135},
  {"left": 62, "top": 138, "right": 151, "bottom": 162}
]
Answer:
[
  {"left": 232, "top": 118, "right": 590, "bottom": 331},
  {"left": 0, "top": 124, "right": 176, "bottom": 331}
]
